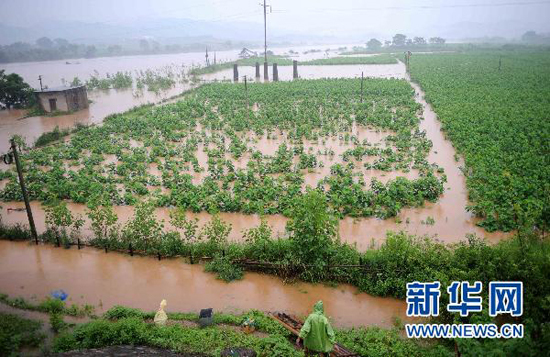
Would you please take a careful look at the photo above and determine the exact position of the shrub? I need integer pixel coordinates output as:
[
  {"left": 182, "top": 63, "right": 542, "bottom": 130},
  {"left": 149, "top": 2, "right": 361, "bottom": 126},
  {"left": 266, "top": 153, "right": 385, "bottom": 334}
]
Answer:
[
  {"left": 205, "top": 255, "right": 244, "bottom": 282},
  {"left": 0, "top": 312, "right": 45, "bottom": 356}
]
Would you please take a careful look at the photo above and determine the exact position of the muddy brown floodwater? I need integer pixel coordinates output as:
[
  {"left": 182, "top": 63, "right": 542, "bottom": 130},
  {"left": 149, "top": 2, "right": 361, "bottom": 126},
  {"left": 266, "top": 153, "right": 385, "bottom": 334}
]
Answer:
[
  {"left": 202, "top": 63, "right": 406, "bottom": 82},
  {"left": 0, "top": 240, "right": 412, "bottom": 329}
]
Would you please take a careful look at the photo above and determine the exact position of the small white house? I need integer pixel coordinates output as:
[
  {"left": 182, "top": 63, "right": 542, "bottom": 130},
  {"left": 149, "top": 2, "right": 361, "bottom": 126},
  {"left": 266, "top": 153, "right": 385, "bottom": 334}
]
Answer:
[{"left": 34, "top": 85, "right": 88, "bottom": 113}]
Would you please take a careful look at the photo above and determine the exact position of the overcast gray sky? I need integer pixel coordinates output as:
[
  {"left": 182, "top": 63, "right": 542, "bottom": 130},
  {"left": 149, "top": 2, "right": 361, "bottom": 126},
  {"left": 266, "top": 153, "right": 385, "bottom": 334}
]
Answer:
[{"left": 1, "top": 0, "right": 549, "bottom": 39}]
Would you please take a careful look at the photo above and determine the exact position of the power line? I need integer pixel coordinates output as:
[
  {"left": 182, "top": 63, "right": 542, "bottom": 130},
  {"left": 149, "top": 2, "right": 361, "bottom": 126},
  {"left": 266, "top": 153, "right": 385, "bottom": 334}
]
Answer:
[
  {"left": 259, "top": 0, "right": 272, "bottom": 80},
  {"left": 290, "top": 0, "right": 550, "bottom": 13}
]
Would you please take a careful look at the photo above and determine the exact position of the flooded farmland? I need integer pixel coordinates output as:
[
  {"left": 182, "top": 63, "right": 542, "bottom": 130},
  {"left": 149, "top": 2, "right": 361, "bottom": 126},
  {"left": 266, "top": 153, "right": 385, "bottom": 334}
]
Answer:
[
  {"left": 1, "top": 2, "right": 547, "bottom": 355},
  {"left": 1, "top": 59, "right": 508, "bottom": 247},
  {"left": 0, "top": 50, "right": 509, "bottom": 337}
]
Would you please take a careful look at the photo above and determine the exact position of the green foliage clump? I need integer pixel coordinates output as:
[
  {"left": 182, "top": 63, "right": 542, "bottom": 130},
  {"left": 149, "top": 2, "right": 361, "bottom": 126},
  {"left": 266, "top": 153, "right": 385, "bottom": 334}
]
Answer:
[
  {"left": 0, "top": 312, "right": 45, "bottom": 356},
  {"left": 85, "top": 71, "right": 133, "bottom": 90},
  {"left": 52, "top": 317, "right": 301, "bottom": 356},
  {"left": 204, "top": 255, "right": 244, "bottom": 281},
  {"left": 286, "top": 190, "right": 337, "bottom": 280},
  {"left": 336, "top": 326, "right": 451, "bottom": 357},
  {"left": 103, "top": 305, "right": 144, "bottom": 320},
  {"left": 301, "top": 54, "right": 397, "bottom": 65},
  {"left": 34, "top": 126, "right": 70, "bottom": 147},
  {"left": 0, "top": 69, "right": 35, "bottom": 108},
  {"left": 50, "top": 312, "right": 67, "bottom": 333}
]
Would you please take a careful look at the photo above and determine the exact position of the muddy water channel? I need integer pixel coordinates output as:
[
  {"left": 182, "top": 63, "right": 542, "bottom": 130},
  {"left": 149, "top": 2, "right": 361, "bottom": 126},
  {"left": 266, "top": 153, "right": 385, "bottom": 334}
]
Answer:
[{"left": 0, "top": 240, "right": 411, "bottom": 329}]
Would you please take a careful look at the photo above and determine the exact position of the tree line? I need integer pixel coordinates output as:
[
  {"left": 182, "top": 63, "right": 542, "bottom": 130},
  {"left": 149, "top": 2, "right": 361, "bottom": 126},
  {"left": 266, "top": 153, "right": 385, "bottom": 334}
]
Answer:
[
  {"left": 364, "top": 34, "right": 446, "bottom": 51},
  {"left": 0, "top": 36, "right": 249, "bottom": 64}
]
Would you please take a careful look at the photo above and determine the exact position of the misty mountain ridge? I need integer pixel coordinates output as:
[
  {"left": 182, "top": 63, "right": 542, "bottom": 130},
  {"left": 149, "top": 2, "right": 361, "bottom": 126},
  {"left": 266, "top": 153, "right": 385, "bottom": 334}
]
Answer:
[
  {"left": 0, "top": 18, "right": 330, "bottom": 46},
  {"left": 1, "top": 17, "right": 546, "bottom": 46}
]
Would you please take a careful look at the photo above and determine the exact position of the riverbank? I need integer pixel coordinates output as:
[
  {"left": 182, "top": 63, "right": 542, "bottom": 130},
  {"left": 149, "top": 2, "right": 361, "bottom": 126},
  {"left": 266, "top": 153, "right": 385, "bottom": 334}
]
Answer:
[{"left": 0, "top": 292, "right": 446, "bottom": 357}]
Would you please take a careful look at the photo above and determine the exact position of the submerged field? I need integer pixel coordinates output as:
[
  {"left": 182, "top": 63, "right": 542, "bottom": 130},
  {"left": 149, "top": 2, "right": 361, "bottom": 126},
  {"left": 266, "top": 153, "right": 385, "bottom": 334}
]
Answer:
[
  {"left": 1, "top": 78, "right": 445, "bottom": 219},
  {"left": 410, "top": 50, "right": 550, "bottom": 232}
]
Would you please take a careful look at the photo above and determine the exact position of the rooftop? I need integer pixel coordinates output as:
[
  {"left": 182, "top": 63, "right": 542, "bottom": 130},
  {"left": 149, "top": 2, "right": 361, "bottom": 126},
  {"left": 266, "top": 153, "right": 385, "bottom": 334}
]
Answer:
[{"left": 34, "top": 85, "right": 86, "bottom": 93}]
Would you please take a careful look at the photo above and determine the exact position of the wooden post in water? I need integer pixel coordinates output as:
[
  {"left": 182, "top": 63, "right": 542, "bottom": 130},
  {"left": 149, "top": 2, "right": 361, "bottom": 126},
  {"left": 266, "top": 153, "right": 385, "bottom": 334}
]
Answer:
[
  {"left": 360, "top": 72, "right": 364, "bottom": 103},
  {"left": 273, "top": 63, "right": 278, "bottom": 81},
  {"left": 77, "top": 238, "right": 81, "bottom": 249},
  {"left": 10, "top": 138, "right": 38, "bottom": 244},
  {"left": 293, "top": 60, "right": 298, "bottom": 79},
  {"left": 255, "top": 62, "right": 260, "bottom": 78},
  {"left": 129, "top": 243, "right": 133, "bottom": 256},
  {"left": 233, "top": 64, "right": 239, "bottom": 82}
]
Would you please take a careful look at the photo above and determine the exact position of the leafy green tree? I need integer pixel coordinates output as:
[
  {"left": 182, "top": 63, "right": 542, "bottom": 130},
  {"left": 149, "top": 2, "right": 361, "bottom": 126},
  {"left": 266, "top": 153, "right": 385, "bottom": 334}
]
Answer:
[
  {"left": 122, "top": 200, "right": 164, "bottom": 250},
  {"left": 0, "top": 70, "right": 34, "bottom": 108},
  {"left": 413, "top": 36, "right": 427, "bottom": 45},
  {"left": 36, "top": 37, "right": 53, "bottom": 49},
  {"left": 54, "top": 38, "right": 69, "bottom": 48},
  {"left": 84, "top": 45, "right": 97, "bottom": 58},
  {"left": 429, "top": 37, "right": 446, "bottom": 45},
  {"left": 286, "top": 190, "right": 338, "bottom": 279},
  {"left": 87, "top": 199, "right": 118, "bottom": 242},
  {"left": 392, "top": 33, "right": 407, "bottom": 46},
  {"left": 139, "top": 39, "right": 150, "bottom": 52},
  {"left": 366, "top": 38, "right": 382, "bottom": 50}
]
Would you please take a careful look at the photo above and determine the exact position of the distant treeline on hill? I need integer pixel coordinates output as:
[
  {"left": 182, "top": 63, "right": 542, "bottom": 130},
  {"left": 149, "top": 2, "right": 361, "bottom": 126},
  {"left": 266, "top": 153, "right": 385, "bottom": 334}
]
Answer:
[
  {"left": 342, "top": 31, "right": 550, "bottom": 54},
  {"left": 0, "top": 37, "right": 256, "bottom": 64}
]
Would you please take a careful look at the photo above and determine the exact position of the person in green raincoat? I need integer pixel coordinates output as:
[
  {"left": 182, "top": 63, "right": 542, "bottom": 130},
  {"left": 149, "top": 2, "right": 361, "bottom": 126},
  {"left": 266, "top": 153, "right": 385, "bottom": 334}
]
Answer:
[{"left": 296, "top": 301, "right": 335, "bottom": 356}]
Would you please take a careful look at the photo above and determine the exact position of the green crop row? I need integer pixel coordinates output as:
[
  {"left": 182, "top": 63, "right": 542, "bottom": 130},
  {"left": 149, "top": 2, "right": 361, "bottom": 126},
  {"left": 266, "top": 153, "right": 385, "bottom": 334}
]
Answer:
[
  {"left": 300, "top": 54, "right": 397, "bottom": 65},
  {"left": 189, "top": 55, "right": 397, "bottom": 75},
  {"left": 409, "top": 50, "right": 550, "bottom": 232}
]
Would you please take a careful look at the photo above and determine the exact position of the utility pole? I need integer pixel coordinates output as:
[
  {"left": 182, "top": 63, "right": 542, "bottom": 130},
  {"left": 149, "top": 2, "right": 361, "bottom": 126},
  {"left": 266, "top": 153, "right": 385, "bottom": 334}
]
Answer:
[
  {"left": 10, "top": 138, "right": 38, "bottom": 244},
  {"left": 205, "top": 47, "right": 210, "bottom": 67},
  {"left": 259, "top": 0, "right": 271, "bottom": 80},
  {"left": 38, "top": 75, "right": 43, "bottom": 91}
]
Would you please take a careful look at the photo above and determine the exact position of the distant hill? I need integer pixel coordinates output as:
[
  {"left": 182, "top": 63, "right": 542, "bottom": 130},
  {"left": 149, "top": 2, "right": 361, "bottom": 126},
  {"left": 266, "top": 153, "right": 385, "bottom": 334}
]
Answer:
[{"left": 0, "top": 18, "right": 332, "bottom": 46}]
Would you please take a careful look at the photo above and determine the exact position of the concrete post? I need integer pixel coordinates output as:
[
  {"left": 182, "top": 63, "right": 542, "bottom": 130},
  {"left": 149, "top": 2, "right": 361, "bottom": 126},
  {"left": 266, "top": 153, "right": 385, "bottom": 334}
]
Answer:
[
  {"left": 273, "top": 63, "right": 278, "bottom": 82},
  {"left": 255, "top": 62, "right": 260, "bottom": 78},
  {"left": 233, "top": 64, "right": 239, "bottom": 82},
  {"left": 293, "top": 60, "right": 298, "bottom": 79},
  {"left": 264, "top": 61, "right": 268, "bottom": 80}
]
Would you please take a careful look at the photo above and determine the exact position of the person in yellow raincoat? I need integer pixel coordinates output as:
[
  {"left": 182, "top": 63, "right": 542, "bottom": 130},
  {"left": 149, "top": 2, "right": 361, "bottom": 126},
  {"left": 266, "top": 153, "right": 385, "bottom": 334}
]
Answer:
[
  {"left": 296, "top": 301, "right": 335, "bottom": 356},
  {"left": 154, "top": 299, "right": 168, "bottom": 326}
]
